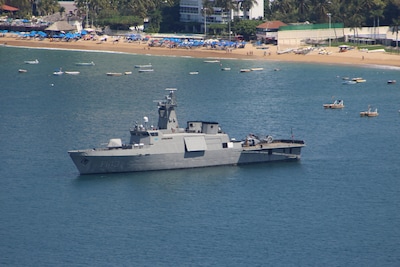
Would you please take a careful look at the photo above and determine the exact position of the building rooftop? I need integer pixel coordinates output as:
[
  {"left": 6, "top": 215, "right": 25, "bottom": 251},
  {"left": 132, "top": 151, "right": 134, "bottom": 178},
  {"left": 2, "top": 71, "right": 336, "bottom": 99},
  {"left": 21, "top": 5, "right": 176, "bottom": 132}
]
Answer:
[{"left": 256, "top": 21, "right": 287, "bottom": 30}]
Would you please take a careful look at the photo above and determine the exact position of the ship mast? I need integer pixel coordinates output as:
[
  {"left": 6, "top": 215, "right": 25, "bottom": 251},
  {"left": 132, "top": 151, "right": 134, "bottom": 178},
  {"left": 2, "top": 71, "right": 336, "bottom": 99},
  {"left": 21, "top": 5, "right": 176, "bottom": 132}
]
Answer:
[{"left": 157, "top": 88, "right": 179, "bottom": 130}]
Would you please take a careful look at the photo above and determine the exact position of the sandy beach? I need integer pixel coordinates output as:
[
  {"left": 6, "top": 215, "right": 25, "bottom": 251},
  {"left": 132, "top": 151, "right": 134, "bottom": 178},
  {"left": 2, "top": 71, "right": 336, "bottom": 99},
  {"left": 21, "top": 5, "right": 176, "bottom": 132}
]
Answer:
[{"left": 2, "top": 35, "right": 400, "bottom": 68}]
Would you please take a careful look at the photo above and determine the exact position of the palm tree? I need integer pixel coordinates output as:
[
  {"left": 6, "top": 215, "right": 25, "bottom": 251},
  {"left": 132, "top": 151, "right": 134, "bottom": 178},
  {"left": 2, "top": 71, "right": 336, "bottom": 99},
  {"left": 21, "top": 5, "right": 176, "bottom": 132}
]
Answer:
[
  {"left": 215, "top": 0, "right": 235, "bottom": 40},
  {"left": 202, "top": 0, "right": 214, "bottom": 36},
  {"left": 239, "top": 0, "right": 258, "bottom": 19},
  {"left": 296, "top": 0, "right": 310, "bottom": 22},
  {"left": 310, "top": 0, "right": 331, "bottom": 23},
  {"left": 391, "top": 18, "right": 400, "bottom": 52}
]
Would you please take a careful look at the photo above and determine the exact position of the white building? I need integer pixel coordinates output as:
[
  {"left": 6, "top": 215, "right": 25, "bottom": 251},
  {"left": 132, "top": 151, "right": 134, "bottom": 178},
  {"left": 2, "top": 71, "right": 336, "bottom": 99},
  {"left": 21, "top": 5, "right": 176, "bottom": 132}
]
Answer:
[{"left": 180, "top": 0, "right": 264, "bottom": 32}]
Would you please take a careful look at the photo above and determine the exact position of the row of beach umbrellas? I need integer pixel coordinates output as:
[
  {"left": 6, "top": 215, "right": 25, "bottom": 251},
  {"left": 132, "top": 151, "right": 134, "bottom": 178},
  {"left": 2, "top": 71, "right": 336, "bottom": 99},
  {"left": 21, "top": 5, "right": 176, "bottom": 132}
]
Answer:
[
  {"left": 1, "top": 29, "right": 92, "bottom": 39},
  {"left": 150, "top": 37, "right": 246, "bottom": 48}
]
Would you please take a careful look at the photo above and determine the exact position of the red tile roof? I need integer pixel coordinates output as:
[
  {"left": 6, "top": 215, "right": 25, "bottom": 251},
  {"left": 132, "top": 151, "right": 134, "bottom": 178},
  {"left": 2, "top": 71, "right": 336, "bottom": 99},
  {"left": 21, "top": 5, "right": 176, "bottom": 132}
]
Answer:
[
  {"left": 1, "top": 4, "right": 19, "bottom": 11},
  {"left": 257, "top": 21, "right": 287, "bottom": 30}
]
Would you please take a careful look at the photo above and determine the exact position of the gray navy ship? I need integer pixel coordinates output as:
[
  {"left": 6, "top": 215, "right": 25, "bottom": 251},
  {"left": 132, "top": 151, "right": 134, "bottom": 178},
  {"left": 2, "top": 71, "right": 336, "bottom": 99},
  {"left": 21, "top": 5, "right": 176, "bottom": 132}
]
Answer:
[{"left": 68, "top": 88, "right": 305, "bottom": 174}]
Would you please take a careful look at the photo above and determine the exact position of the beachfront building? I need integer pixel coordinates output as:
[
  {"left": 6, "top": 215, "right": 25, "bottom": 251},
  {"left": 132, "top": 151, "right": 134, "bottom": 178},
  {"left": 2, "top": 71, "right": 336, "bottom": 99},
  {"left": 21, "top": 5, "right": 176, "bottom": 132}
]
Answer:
[
  {"left": 180, "top": 0, "right": 264, "bottom": 34},
  {"left": 276, "top": 24, "right": 392, "bottom": 48},
  {"left": 256, "top": 20, "right": 287, "bottom": 44},
  {"left": 0, "top": 4, "right": 19, "bottom": 17}
]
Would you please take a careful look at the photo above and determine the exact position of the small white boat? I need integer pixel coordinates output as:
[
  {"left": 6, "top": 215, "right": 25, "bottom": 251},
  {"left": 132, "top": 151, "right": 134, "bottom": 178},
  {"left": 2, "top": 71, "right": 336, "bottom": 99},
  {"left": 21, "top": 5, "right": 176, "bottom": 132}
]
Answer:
[
  {"left": 360, "top": 106, "right": 378, "bottom": 117},
  {"left": 240, "top": 69, "right": 251, "bottom": 73},
  {"left": 18, "top": 69, "right": 28, "bottom": 73},
  {"left": 124, "top": 71, "right": 132, "bottom": 75},
  {"left": 65, "top": 71, "right": 80, "bottom": 75},
  {"left": 76, "top": 62, "right": 95, "bottom": 66},
  {"left": 138, "top": 69, "right": 154, "bottom": 73},
  {"left": 352, "top": 77, "right": 366, "bottom": 83},
  {"left": 221, "top": 67, "right": 231, "bottom": 71},
  {"left": 189, "top": 71, "right": 199, "bottom": 75},
  {"left": 53, "top": 71, "right": 64, "bottom": 76},
  {"left": 134, "top": 64, "right": 152, "bottom": 68},
  {"left": 342, "top": 80, "right": 357, "bottom": 85},
  {"left": 250, "top": 67, "right": 264, "bottom": 71},
  {"left": 204, "top": 60, "right": 220, "bottom": 63},
  {"left": 24, "top": 59, "right": 39, "bottom": 64},
  {"left": 106, "top": 72, "right": 123, "bottom": 76},
  {"left": 277, "top": 48, "right": 293, "bottom": 55},
  {"left": 387, "top": 80, "right": 396, "bottom": 84},
  {"left": 323, "top": 99, "right": 344, "bottom": 109}
]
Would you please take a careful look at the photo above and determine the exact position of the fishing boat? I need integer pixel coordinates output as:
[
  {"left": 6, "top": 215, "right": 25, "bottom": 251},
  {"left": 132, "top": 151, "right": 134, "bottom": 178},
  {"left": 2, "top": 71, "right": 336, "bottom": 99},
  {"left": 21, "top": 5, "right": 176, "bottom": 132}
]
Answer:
[
  {"left": 352, "top": 77, "right": 366, "bottom": 83},
  {"left": 68, "top": 88, "right": 305, "bottom": 175},
  {"left": 53, "top": 68, "right": 64, "bottom": 75},
  {"left": 277, "top": 48, "right": 293, "bottom": 55},
  {"left": 76, "top": 62, "right": 95, "bottom": 66},
  {"left": 323, "top": 99, "right": 344, "bottom": 109},
  {"left": 342, "top": 80, "right": 357, "bottom": 85},
  {"left": 134, "top": 64, "right": 152, "bottom": 68},
  {"left": 106, "top": 72, "right": 123, "bottom": 76},
  {"left": 24, "top": 59, "right": 39, "bottom": 64},
  {"left": 65, "top": 71, "right": 80, "bottom": 75},
  {"left": 360, "top": 106, "right": 378, "bottom": 117},
  {"left": 138, "top": 69, "right": 154, "bottom": 73},
  {"left": 240, "top": 69, "right": 251, "bottom": 73}
]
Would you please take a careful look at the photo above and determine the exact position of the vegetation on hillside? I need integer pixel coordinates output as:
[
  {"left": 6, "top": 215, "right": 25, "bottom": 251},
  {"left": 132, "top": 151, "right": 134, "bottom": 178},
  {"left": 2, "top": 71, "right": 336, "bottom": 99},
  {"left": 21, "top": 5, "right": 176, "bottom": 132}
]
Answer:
[{"left": 1, "top": 0, "right": 399, "bottom": 40}]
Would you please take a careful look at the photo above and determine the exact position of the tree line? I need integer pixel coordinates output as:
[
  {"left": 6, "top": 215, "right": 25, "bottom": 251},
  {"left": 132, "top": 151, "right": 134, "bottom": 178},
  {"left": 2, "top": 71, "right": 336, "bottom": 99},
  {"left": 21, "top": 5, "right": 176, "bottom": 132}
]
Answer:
[{"left": 1, "top": 0, "right": 399, "bottom": 36}]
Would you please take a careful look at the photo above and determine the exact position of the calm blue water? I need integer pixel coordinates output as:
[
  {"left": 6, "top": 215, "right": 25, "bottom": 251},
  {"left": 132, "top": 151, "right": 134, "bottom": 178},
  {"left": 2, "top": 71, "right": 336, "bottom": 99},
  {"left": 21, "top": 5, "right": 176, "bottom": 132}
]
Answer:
[{"left": 1, "top": 46, "right": 400, "bottom": 266}]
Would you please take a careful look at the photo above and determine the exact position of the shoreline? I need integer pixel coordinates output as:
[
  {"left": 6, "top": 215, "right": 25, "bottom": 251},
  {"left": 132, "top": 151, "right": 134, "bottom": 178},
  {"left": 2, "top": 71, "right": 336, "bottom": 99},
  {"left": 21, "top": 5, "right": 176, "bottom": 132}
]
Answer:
[{"left": 2, "top": 36, "right": 400, "bottom": 68}]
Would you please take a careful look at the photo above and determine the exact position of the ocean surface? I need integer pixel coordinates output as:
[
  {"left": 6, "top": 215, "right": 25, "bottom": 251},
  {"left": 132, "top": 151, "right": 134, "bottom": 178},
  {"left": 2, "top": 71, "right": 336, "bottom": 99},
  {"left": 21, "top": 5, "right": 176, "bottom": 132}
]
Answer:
[{"left": 1, "top": 45, "right": 400, "bottom": 266}]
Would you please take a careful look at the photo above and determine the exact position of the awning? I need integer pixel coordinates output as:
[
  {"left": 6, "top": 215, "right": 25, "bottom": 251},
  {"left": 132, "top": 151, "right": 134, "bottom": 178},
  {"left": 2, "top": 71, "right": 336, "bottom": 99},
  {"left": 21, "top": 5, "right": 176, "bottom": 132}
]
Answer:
[
  {"left": 1, "top": 4, "right": 19, "bottom": 11},
  {"left": 184, "top": 136, "right": 207, "bottom": 152}
]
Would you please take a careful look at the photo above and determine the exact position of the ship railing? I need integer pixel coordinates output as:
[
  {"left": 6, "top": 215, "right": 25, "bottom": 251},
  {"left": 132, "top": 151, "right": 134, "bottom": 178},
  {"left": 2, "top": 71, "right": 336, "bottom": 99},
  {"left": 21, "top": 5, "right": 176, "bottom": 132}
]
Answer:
[{"left": 278, "top": 139, "right": 305, "bottom": 145}]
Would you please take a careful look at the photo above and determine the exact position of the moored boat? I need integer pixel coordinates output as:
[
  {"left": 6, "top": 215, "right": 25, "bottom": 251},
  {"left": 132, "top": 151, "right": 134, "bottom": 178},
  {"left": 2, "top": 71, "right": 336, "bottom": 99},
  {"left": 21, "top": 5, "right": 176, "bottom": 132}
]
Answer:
[
  {"left": 106, "top": 72, "right": 123, "bottom": 76},
  {"left": 204, "top": 60, "right": 220, "bottom": 63},
  {"left": 342, "top": 80, "right": 357, "bottom": 85},
  {"left": 53, "top": 68, "right": 63, "bottom": 75},
  {"left": 221, "top": 67, "right": 231, "bottom": 71},
  {"left": 65, "top": 71, "right": 80, "bottom": 75},
  {"left": 124, "top": 71, "right": 132, "bottom": 75},
  {"left": 387, "top": 80, "right": 396, "bottom": 84},
  {"left": 134, "top": 64, "right": 152, "bottom": 68},
  {"left": 138, "top": 69, "right": 154, "bottom": 73},
  {"left": 352, "top": 77, "right": 366, "bottom": 83},
  {"left": 18, "top": 69, "right": 28, "bottom": 73},
  {"left": 189, "top": 71, "right": 199, "bottom": 75},
  {"left": 360, "top": 106, "right": 378, "bottom": 117},
  {"left": 76, "top": 62, "right": 95, "bottom": 66},
  {"left": 240, "top": 68, "right": 251, "bottom": 73},
  {"left": 68, "top": 88, "right": 305, "bottom": 175},
  {"left": 24, "top": 59, "right": 39, "bottom": 64},
  {"left": 250, "top": 67, "right": 264, "bottom": 71},
  {"left": 323, "top": 99, "right": 344, "bottom": 109}
]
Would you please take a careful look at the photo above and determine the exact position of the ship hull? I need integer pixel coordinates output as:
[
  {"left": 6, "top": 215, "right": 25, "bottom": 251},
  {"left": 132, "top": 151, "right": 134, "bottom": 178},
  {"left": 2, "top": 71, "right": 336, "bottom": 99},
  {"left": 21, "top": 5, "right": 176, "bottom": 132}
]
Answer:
[
  {"left": 68, "top": 89, "right": 305, "bottom": 175},
  {"left": 69, "top": 144, "right": 303, "bottom": 175}
]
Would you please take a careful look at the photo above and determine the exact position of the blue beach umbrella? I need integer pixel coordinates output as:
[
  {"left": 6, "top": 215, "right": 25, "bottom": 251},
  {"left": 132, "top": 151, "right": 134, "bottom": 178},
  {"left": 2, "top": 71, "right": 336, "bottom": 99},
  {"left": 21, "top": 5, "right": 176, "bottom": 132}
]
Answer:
[{"left": 38, "top": 31, "right": 47, "bottom": 37}]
